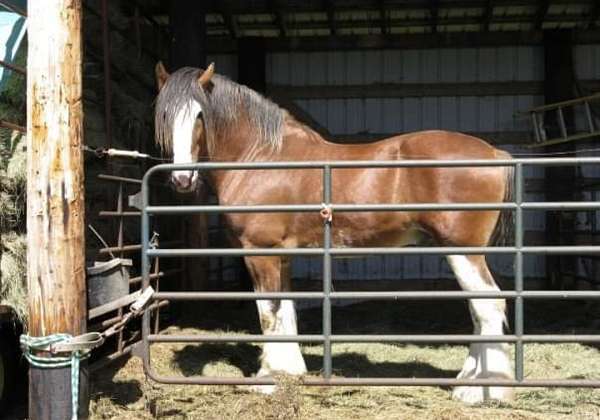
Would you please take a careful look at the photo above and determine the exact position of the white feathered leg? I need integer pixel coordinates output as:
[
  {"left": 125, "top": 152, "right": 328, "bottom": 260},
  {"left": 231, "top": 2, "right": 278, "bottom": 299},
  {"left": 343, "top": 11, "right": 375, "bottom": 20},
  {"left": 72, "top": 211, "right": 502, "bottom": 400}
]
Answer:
[{"left": 447, "top": 255, "right": 514, "bottom": 404}]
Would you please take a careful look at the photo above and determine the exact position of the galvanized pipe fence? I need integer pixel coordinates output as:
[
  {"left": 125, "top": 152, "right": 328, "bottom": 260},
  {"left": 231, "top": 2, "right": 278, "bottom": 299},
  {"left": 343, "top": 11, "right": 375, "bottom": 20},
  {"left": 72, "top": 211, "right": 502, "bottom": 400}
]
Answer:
[{"left": 140, "top": 157, "right": 600, "bottom": 387}]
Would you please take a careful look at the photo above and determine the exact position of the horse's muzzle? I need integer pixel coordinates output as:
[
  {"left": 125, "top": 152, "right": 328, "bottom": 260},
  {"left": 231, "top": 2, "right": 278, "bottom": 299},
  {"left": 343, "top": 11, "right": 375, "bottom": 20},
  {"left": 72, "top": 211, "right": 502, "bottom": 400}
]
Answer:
[{"left": 171, "top": 170, "right": 198, "bottom": 192}]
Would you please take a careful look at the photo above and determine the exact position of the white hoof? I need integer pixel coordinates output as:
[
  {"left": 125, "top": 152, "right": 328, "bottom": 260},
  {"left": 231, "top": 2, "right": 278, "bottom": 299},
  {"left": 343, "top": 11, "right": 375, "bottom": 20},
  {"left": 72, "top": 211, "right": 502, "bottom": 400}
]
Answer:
[{"left": 452, "top": 385, "right": 514, "bottom": 404}]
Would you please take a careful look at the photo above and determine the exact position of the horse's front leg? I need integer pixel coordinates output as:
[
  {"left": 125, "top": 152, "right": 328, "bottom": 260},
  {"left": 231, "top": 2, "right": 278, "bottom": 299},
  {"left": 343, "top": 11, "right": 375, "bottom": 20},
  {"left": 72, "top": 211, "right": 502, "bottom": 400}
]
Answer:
[{"left": 244, "top": 256, "right": 307, "bottom": 385}]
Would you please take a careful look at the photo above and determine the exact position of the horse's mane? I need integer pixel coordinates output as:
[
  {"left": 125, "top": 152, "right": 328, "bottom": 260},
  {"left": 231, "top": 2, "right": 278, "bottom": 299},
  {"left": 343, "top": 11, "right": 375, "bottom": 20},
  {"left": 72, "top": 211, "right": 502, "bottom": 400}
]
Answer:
[{"left": 154, "top": 67, "right": 285, "bottom": 157}]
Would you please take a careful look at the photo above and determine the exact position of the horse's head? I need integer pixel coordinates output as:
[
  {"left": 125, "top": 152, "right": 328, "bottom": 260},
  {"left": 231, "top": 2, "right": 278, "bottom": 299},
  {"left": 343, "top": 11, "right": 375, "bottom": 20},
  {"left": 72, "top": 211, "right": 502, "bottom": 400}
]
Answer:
[{"left": 155, "top": 62, "right": 214, "bottom": 192}]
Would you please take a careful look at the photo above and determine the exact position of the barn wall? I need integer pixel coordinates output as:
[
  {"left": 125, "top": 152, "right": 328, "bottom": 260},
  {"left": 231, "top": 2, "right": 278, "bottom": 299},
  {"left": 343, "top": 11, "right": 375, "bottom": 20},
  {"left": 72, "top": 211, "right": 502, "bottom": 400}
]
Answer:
[
  {"left": 267, "top": 47, "right": 543, "bottom": 135},
  {"left": 205, "top": 43, "right": 599, "bottom": 285}
]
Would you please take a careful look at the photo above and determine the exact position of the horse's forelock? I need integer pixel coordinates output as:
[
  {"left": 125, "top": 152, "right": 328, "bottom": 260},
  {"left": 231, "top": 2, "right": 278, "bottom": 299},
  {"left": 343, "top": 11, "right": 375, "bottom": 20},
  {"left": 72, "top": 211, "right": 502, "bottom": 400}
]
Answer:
[{"left": 154, "top": 67, "right": 204, "bottom": 155}]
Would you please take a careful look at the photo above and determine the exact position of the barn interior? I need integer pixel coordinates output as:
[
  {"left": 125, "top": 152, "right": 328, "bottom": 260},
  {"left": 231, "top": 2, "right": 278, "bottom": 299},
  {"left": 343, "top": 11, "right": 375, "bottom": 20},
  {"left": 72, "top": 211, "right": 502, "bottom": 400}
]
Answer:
[{"left": 1, "top": 0, "right": 600, "bottom": 418}]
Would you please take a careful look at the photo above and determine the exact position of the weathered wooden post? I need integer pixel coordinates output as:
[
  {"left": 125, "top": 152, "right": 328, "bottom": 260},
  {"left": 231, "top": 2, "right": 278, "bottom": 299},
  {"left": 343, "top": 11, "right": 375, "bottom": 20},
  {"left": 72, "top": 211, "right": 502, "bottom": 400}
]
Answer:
[{"left": 26, "top": 0, "right": 88, "bottom": 418}]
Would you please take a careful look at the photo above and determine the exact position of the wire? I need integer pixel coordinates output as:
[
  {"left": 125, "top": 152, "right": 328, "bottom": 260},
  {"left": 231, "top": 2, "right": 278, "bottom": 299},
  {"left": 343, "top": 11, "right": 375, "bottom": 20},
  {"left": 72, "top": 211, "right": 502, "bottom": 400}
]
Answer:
[{"left": 82, "top": 145, "right": 171, "bottom": 162}]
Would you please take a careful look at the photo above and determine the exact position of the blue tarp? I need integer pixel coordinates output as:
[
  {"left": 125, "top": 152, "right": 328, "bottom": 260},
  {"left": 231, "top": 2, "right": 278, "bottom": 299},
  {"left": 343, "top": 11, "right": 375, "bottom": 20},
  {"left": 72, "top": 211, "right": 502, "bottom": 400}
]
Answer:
[{"left": 0, "top": 0, "right": 26, "bottom": 88}]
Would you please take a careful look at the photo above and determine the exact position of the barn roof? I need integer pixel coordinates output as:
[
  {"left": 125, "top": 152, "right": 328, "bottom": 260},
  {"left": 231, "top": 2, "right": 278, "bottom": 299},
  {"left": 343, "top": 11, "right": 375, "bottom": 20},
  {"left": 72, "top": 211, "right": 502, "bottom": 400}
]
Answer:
[{"left": 145, "top": 0, "right": 599, "bottom": 39}]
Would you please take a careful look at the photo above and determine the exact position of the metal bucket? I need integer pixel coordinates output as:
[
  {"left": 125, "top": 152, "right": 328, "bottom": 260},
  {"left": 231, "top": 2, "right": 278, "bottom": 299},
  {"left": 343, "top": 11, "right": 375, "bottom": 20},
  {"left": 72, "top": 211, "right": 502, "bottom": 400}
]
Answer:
[{"left": 86, "top": 258, "right": 132, "bottom": 309}]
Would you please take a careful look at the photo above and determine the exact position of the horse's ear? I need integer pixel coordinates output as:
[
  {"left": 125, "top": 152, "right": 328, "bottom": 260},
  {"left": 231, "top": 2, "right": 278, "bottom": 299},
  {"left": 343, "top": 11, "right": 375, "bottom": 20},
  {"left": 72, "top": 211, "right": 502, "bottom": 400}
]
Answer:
[
  {"left": 198, "top": 62, "right": 215, "bottom": 88},
  {"left": 155, "top": 61, "right": 170, "bottom": 91}
]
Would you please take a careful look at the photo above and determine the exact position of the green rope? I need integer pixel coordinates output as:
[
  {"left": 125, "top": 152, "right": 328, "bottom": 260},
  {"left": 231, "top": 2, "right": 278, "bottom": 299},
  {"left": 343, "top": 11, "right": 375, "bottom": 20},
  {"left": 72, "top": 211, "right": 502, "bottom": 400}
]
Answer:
[{"left": 20, "top": 334, "right": 92, "bottom": 420}]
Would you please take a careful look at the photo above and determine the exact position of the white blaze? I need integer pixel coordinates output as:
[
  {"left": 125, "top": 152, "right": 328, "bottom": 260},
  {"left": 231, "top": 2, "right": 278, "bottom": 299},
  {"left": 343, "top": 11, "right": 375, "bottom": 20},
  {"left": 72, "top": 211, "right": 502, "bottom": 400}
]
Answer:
[{"left": 172, "top": 99, "right": 202, "bottom": 184}]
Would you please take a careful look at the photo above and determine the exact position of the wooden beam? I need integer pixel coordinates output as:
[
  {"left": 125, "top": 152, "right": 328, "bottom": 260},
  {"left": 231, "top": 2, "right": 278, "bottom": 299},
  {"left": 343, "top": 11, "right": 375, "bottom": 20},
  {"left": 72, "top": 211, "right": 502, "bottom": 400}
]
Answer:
[
  {"left": 151, "top": 0, "right": 548, "bottom": 16},
  {"left": 587, "top": 1, "right": 600, "bottom": 30},
  {"left": 379, "top": 0, "right": 389, "bottom": 35},
  {"left": 429, "top": 0, "right": 439, "bottom": 34},
  {"left": 269, "top": 0, "right": 288, "bottom": 37},
  {"left": 482, "top": 0, "right": 494, "bottom": 32},
  {"left": 325, "top": 0, "right": 337, "bottom": 35},
  {"left": 268, "top": 80, "right": 550, "bottom": 99},
  {"left": 221, "top": 10, "right": 240, "bottom": 39},
  {"left": 534, "top": 0, "right": 550, "bottom": 30},
  {"left": 219, "top": 0, "right": 240, "bottom": 39},
  {"left": 203, "top": 29, "right": 600, "bottom": 53},
  {"left": 27, "top": 0, "right": 88, "bottom": 418}
]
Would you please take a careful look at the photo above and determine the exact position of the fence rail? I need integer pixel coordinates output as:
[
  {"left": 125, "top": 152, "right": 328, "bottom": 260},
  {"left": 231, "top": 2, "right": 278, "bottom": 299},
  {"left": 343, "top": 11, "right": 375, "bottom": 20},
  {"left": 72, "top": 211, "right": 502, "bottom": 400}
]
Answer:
[{"left": 140, "top": 157, "right": 600, "bottom": 387}]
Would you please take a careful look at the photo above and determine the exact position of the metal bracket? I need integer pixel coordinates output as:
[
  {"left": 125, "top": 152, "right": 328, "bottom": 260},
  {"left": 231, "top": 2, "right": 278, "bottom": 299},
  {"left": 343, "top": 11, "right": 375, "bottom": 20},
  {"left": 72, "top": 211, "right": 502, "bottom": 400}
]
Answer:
[
  {"left": 131, "top": 341, "right": 146, "bottom": 360},
  {"left": 131, "top": 286, "right": 155, "bottom": 314},
  {"left": 128, "top": 190, "right": 143, "bottom": 210}
]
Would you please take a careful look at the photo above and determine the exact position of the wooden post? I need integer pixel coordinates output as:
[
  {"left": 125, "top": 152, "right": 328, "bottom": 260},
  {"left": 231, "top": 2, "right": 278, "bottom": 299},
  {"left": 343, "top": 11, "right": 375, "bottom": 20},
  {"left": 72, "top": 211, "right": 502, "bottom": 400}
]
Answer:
[{"left": 27, "top": 0, "right": 88, "bottom": 418}]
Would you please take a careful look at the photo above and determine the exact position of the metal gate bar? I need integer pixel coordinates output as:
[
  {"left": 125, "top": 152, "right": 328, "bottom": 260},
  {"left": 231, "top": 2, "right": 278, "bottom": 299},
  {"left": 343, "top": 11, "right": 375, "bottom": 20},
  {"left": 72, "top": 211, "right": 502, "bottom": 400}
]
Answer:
[{"left": 140, "top": 156, "right": 600, "bottom": 387}]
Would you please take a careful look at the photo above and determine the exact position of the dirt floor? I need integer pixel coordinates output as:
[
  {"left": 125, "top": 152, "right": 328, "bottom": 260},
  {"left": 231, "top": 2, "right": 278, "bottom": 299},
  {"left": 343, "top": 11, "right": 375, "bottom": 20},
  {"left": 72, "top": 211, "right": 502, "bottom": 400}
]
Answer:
[{"left": 86, "top": 299, "right": 600, "bottom": 420}]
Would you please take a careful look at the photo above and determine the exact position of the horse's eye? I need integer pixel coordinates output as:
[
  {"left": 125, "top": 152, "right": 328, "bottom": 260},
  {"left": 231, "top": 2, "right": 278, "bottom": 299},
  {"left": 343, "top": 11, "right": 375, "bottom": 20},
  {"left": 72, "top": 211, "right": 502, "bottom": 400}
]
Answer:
[{"left": 196, "top": 111, "right": 203, "bottom": 120}]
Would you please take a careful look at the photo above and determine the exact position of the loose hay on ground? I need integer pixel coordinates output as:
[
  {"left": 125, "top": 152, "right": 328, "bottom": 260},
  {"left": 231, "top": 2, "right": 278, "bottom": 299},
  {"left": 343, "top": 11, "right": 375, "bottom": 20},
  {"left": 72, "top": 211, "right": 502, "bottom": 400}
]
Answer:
[{"left": 90, "top": 301, "right": 600, "bottom": 420}]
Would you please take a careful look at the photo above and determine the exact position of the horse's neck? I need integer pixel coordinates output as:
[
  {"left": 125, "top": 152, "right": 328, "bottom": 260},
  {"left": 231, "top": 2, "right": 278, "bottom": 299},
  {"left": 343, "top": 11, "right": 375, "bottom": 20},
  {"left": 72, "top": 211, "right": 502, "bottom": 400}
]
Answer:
[{"left": 206, "top": 117, "right": 328, "bottom": 201}]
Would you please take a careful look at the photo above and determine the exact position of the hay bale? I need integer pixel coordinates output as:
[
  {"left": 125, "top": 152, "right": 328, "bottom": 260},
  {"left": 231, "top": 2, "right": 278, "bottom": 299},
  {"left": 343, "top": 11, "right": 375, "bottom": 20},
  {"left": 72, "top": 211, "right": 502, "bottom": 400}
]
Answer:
[{"left": 0, "top": 232, "right": 27, "bottom": 321}]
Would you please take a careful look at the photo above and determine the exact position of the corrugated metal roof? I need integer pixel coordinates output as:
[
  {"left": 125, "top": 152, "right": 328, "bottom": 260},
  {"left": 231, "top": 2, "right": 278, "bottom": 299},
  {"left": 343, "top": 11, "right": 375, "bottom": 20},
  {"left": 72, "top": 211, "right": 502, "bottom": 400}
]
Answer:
[{"left": 152, "top": 1, "right": 598, "bottom": 38}]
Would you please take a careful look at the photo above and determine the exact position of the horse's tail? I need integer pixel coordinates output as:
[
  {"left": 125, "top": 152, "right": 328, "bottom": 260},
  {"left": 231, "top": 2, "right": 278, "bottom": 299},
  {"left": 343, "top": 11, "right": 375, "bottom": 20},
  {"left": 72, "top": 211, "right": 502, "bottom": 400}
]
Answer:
[{"left": 490, "top": 151, "right": 515, "bottom": 246}]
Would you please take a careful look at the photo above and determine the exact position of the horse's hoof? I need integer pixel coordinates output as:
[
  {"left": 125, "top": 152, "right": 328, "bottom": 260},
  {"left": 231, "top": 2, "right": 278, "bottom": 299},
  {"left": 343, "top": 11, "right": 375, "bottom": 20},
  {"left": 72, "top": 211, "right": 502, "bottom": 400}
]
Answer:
[{"left": 452, "top": 385, "right": 514, "bottom": 405}]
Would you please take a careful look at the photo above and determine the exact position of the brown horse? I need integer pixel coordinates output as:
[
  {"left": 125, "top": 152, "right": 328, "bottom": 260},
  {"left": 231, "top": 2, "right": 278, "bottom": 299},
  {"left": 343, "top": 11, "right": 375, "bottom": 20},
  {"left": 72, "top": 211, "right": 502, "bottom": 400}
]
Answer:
[{"left": 154, "top": 62, "right": 515, "bottom": 404}]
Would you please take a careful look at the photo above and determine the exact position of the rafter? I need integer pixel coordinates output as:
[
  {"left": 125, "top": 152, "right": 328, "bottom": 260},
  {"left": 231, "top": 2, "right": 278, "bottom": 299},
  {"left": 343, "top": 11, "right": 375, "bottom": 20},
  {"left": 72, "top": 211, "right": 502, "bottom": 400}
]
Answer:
[
  {"left": 429, "top": 0, "right": 439, "bottom": 34},
  {"left": 482, "top": 0, "right": 494, "bottom": 32},
  {"left": 534, "top": 0, "right": 550, "bottom": 30},
  {"left": 269, "top": 0, "right": 288, "bottom": 38},
  {"left": 325, "top": 0, "right": 337, "bottom": 36},
  {"left": 379, "top": 0, "right": 389, "bottom": 35},
  {"left": 221, "top": 10, "right": 239, "bottom": 39},
  {"left": 218, "top": 0, "right": 239, "bottom": 39},
  {"left": 587, "top": 0, "right": 600, "bottom": 29}
]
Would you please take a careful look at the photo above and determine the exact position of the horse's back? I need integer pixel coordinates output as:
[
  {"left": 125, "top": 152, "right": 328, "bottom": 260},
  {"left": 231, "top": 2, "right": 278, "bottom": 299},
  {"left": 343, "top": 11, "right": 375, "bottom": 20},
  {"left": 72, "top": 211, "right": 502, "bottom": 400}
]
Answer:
[{"left": 382, "top": 130, "right": 508, "bottom": 161}]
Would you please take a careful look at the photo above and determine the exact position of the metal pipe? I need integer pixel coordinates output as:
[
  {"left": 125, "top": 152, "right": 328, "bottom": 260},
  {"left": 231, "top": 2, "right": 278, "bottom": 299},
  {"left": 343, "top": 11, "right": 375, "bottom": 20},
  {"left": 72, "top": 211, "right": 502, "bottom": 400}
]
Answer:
[
  {"left": 98, "top": 174, "right": 143, "bottom": 184},
  {"left": 130, "top": 269, "right": 182, "bottom": 285},
  {"left": 145, "top": 201, "right": 600, "bottom": 215},
  {"left": 141, "top": 369, "right": 600, "bottom": 387},
  {"left": 147, "top": 246, "right": 600, "bottom": 257},
  {"left": 322, "top": 165, "right": 332, "bottom": 378},
  {"left": 515, "top": 163, "right": 524, "bottom": 381},
  {"left": 143, "top": 157, "right": 600, "bottom": 176},
  {"left": 141, "top": 159, "right": 151, "bottom": 373},
  {"left": 99, "top": 240, "right": 183, "bottom": 255},
  {"left": 99, "top": 211, "right": 141, "bottom": 217},
  {"left": 152, "top": 290, "right": 600, "bottom": 301},
  {"left": 148, "top": 333, "right": 600, "bottom": 344}
]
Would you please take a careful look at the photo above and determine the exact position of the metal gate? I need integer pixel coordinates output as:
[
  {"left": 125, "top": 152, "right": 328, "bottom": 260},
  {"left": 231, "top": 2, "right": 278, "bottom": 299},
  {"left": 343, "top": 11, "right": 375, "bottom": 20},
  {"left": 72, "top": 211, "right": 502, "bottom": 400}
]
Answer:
[{"left": 138, "top": 157, "right": 600, "bottom": 388}]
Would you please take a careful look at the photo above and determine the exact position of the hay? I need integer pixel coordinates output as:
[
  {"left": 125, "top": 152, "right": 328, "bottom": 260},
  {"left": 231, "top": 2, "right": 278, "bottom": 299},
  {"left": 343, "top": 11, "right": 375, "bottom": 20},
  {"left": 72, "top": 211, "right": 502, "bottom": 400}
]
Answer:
[
  {"left": 0, "top": 40, "right": 27, "bottom": 321},
  {"left": 88, "top": 300, "right": 600, "bottom": 420},
  {"left": 0, "top": 232, "right": 27, "bottom": 320}
]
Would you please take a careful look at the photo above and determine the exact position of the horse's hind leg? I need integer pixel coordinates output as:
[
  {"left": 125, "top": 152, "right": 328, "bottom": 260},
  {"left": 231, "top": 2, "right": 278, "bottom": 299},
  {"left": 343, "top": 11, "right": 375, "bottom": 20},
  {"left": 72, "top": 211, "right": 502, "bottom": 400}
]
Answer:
[
  {"left": 447, "top": 255, "right": 514, "bottom": 404},
  {"left": 244, "top": 256, "right": 307, "bottom": 392}
]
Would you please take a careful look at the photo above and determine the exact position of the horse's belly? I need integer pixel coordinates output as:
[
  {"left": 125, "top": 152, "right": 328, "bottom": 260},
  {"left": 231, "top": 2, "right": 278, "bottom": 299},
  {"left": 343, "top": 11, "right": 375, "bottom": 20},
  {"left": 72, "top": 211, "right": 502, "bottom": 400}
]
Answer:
[{"left": 331, "top": 225, "right": 429, "bottom": 248}]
